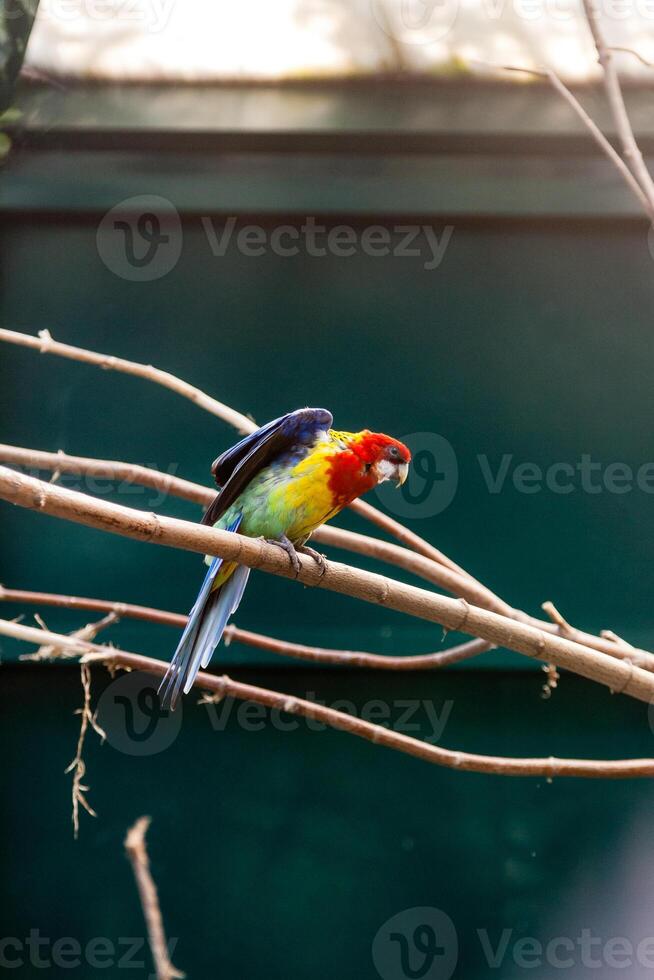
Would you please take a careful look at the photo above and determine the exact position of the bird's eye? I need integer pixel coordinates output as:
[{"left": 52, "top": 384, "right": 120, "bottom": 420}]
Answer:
[{"left": 388, "top": 446, "right": 401, "bottom": 460}]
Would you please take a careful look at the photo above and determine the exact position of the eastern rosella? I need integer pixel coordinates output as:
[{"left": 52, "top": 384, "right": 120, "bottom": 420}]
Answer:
[{"left": 159, "top": 408, "right": 411, "bottom": 707}]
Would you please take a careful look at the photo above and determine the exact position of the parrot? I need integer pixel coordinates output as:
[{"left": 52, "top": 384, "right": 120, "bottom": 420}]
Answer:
[{"left": 159, "top": 408, "right": 411, "bottom": 708}]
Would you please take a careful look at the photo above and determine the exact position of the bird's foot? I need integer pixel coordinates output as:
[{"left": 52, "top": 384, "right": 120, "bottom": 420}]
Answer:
[
  {"left": 266, "top": 535, "right": 302, "bottom": 578},
  {"left": 297, "top": 544, "right": 328, "bottom": 579}
]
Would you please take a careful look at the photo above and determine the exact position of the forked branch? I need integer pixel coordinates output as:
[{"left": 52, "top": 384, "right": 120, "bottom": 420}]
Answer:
[{"left": 6, "top": 618, "right": 654, "bottom": 778}]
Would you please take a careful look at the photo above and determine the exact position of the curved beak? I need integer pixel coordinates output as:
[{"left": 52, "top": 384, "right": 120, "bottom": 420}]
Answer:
[{"left": 395, "top": 462, "right": 409, "bottom": 487}]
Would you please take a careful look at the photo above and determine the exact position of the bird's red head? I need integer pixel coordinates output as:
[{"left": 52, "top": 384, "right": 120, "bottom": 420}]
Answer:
[
  {"left": 325, "top": 429, "right": 411, "bottom": 508},
  {"left": 353, "top": 431, "right": 411, "bottom": 488},
  {"left": 326, "top": 430, "right": 411, "bottom": 504}
]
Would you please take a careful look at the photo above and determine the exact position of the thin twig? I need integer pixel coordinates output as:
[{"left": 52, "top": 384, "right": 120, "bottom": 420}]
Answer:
[
  {"left": 0, "top": 443, "right": 210, "bottom": 506},
  {"left": 21, "top": 611, "right": 118, "bottom": 661},
  {"left": 581, "top": 0, "right": 654, "bottom": 215},
  {"left": 601, "top": 628, "right": 634, "bottom": 648},
  {"left": 0, "top": 586, "right": 492, "bottom": 669},
  {"left": 65, "top": 662, "right": 106, "bottom": 838},
  {"left": 124, "top": 817, "right": 184, "bottom": 980},
  {"left": 4, "top": 328, "right": 252, "bottom": 434},
  {"left": 608, "top": 46, "right": 654, "bottom": 69},
  {"left": 1, "top": 470, "right": 654, "bottom": 703},
  {"left": 6, "top": 618, "right": 654, "bottom": 778},
  {"left": 498, "top": 63, "right": 654, "bottom": 220},
  {"left": 542, "top": 600, "right": 573, "bottom": 633}
]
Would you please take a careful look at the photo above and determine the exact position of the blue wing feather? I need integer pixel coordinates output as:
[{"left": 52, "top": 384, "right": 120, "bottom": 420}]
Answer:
[
  {"left": 161, "top": 408, "right": 334, "bottom": 709},
  {"left": 158, "top": 514, "right": 244, "bottom": 708},
  {"left": 211, "top": 407, "right": 332, "bottom": 486},
  {"left": 203, "top": 407, "right": 333, "bottom": 527}
]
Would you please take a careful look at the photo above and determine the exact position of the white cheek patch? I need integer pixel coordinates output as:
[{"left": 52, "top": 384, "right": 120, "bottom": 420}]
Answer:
[{"left": 374, "top": 459, "right": 396, "bottom": 484}]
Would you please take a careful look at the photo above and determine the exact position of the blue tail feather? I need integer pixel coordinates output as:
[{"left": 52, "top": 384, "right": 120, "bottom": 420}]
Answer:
[{"left": 159, "top": 516, "right": 246, "bottom": 709}]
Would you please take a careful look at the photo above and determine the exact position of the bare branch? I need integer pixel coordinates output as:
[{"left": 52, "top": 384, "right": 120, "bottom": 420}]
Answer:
[
  {"left": 0, "top": 586, "right": 492, "bottom": 669},
  {"left": 607, "top": 46, "right": 654, "bottom": 69},
  {"left": 581, "top": 0, "right": 654, "bottom": 214},
  {"left": 6, "top": 617, "right": 654, "bottom": 778},
  {"left": 124, "top": 817, "right": 184, "bottom": 980},
  {"left": 497, "top": 63, "right": 654, "bottom": 221},
  {"left": 21, "top": 611, "right": 119, "bottom": 661},
  {"left": 349, "top": 497, "right": 474, "bottom": 579},
  {"left": 542, "top": 600, "right": 573, "bottom": 633},
  {"left": 2, "top": 469, "right": 654, "bottom": 703},
  {"left": 0, "top": 443, "right": 210, "bottom": 506},
  {"left": 0, "top": 328, "right": 252, "bottom": 434}
]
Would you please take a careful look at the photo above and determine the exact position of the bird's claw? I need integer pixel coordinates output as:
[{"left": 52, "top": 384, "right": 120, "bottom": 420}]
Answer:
[
  {"left": 297, "top": 545, "right": 328, "bottom": 578},
  {"left": 266, "top": 535, "right": 302, "bottom": 578}
]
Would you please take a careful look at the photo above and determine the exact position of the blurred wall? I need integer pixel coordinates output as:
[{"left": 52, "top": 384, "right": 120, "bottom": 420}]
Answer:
[{"left": 2, "top": 80, "right": 654, "bottom": 980}]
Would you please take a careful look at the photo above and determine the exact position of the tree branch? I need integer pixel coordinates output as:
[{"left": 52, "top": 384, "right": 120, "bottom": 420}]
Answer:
[
  {"left": 582, "top": 0, "right": 654, "bottom": 215},
  {"left": 0, "top": 442, "right": 211, "bottom": 506},
  {"left": 0, "top": 586, "right": 492, "bottom": 669},
  {"left": 2, "top": 467, "right": 654, "bottom": 703},
  {"left": 5, "top": 618, "right": 654, "bottom": 778},
  {"left": 0, "top": 327, "right": 252, "bottom": 434},
  {"left": 498, "top": 64, "right": 654, "bottom": 221},
  {"left": 124, "top": 817, "right": 184, "bottom": 980}
]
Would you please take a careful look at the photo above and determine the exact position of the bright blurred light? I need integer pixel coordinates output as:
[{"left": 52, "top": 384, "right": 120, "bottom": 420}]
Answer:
[{"left": 24, "top": 0, "right": 654, "bottom": 82}]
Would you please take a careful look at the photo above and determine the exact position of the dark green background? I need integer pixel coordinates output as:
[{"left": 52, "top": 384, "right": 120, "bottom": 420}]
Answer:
[{"left": 1, "top": 81, "right": 654, "bottom": 979}]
